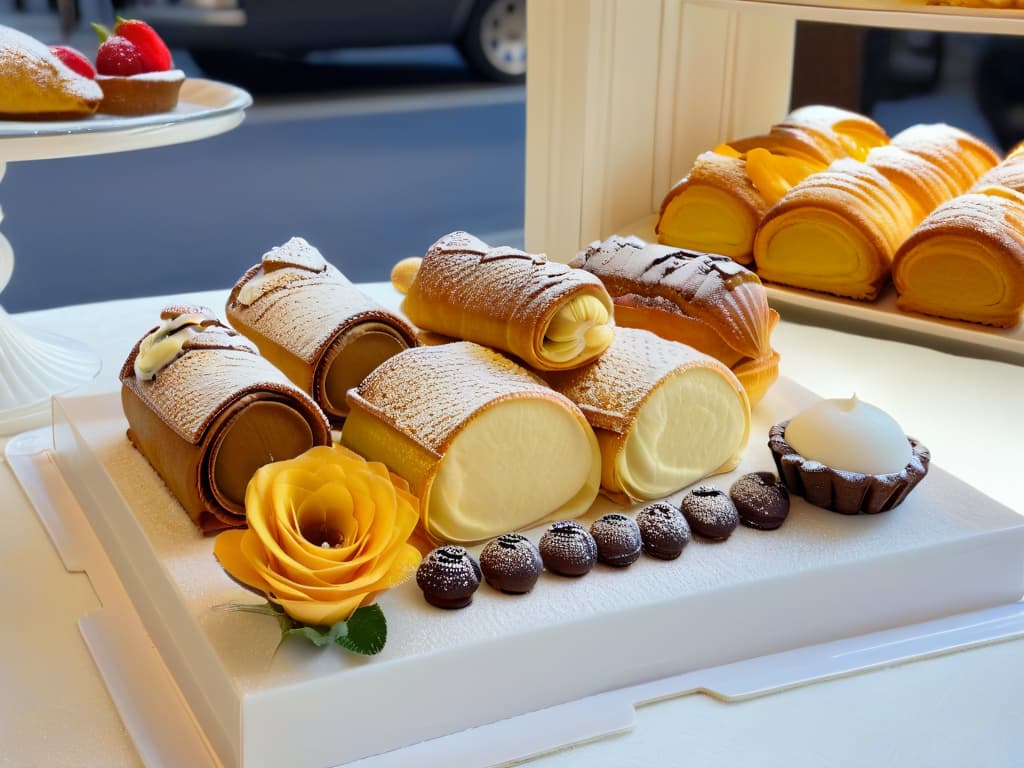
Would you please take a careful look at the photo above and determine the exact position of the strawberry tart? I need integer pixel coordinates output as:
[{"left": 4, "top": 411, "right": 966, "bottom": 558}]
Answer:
[{"left": 92, "top": 17, "right": 184, "bottom": 116}]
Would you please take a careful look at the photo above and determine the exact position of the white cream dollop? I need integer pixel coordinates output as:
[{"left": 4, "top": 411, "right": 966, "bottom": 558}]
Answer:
[
  {"left": 784, "top": 394, "right": 912, "bottom": 475},
  {"left": 134, "top": 313, "right": 209, "bottom": 381}
]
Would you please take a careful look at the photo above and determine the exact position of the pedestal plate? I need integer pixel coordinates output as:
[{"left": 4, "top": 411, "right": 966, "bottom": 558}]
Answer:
[{"left": 0, "top": 78, "right": 251, "bottom": 434}]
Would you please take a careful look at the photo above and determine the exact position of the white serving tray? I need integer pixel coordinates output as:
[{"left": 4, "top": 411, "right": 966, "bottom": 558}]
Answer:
[{"left": 42, "top": 377, "right": 1024, "bottom": 768}]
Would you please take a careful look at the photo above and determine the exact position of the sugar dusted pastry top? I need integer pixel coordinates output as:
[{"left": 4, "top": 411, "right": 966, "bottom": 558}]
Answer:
[
  {"left": 228, "top": 237, "right": 416, "bottom": 366},
  {"left": 0, "top": 24, "right": 102, "bottom": 117}
]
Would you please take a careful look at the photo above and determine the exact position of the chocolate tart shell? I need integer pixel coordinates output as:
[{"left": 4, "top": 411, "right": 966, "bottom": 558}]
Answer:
[{"left": 768, "top": 420, "right": 930, "bottom": 515}]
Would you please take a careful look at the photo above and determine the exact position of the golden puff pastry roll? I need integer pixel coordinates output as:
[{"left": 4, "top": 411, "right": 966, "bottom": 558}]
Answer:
[
  {"left": 401, "top": 231, "right": 615, "bottom": 371},
  {"left": 883, "top": 124, "right": 999, "bottom": 206},
  {"left": 893, "top": 187, "right": 1024, "bottom": 328},
  {"left": 542, "top": 328, "right": 750, "bottom": 505},
  {"left": 120, "top": 305, "right": 332, "bottom": 532},
  {"left": 656, "top": 151, "right": 777, "bottom": 265},
  {"left": 226, "top": 237, "right": 417, "bottom": 426},
  {"left": 341, "top": 342, "right": 601, "bottom": 544},
  {"left": 753, "top": 159, "right": 917, "bottom": 300},
  {"left": 571, "top": 235, "right": 779, "bottom": 405},
  {"left": 0, "top": 25, "right": 102, "bottom": 119},
  {"left": 971, "top": 154, "right": 1024, "bottom": 195},
  {"left": 778, "top": 105, "right": 890, "bottom": 162}
]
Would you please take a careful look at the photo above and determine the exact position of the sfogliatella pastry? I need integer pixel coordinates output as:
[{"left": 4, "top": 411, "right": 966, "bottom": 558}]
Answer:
[
  {"left": 401, "top": 231, "right": 615, "bottom": 371},
  {"left": 341, "top": 341, "right": 601, "bottom": 544},
  {"left": 572, "top": 235, "right": 779, "bottom": 405},
  {"left": 656, "top": 106, "right": 888, "bottom": 263},
  {"left": 542, "top": 327, "right": 750, "bottom": 504},
  {"left": 120, "top": 305, "right": 332, "bottom": 532},
  {"left": 753, "top": 159, "right": 917, "bottom": 300},
  {"left": 893, "top": 186, "right": 1024, "bottom": 327},
  {"left": 227, "top": 237, "right": 417, "bottom": 426},
  {"left": 768, "top": 395, "right": 930, "bottom": 515},
  {"left": 0, "top": 25, "right": 102, "bottom": 119}
]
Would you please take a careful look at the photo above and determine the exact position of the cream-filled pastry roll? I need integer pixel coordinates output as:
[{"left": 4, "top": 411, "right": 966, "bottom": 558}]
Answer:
[
  {"left": 121, "top": 305, "right": 332, "bottom": 532},
  {"left": 542, "top": 328, "right": 750, "bottom": 505},
  {"left": 753, "top": 159, "right": 917, "bottom": 300},
  {"left": 341, "top": 342, "right": 601, "bottom": 544},
  {"left": 893, "top": 186, "right": 1024, "bottom": 328},
  {"left": 572, "top": 235, "right": 779, "bottom": 405},
  {"left": 400, "top": 231, "right": 615, "bottom": 371},
  {"left": 226, "top": 237, "right": 418, "bottom": 426}
]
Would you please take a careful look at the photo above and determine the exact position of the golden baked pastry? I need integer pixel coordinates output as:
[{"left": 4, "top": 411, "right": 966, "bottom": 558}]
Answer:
[
  {"left": 754, "top": 159, "right": 917, "bottom": 300},
  {"left": 341, "top": 342, "right": 601, "bottom": 544},
  {"left": 96, "top": 70, "right": 185, "bottom": 116},
  {"left": 542, "top": 328, "right": 750, "bottom": 504},
  {"left": 0, "top": 24, "right": 101, "bottom": 119},
  {"left": 401, "top": 231, "right": 615, "bottom": 371},
  {"left": 226, "top": 237, "right": 417, "bottom": 426},
  {"left": 925, "top": 0, "right": 1024, "bottom": 7},
  {"left": 656, "top": 106, "right": 888, "bottom": 264},
  {"left": 120, "top": 305, "right": 332, "bottom": 532},
  {"left": 971, "top": 154, "right": 1024, "bottom": 194},
  {"left": 571, "top": 235, "right": 779, "bottom": 405},
  {"left": 893, "top": 186, "right": 1024, "bottom": 327}
]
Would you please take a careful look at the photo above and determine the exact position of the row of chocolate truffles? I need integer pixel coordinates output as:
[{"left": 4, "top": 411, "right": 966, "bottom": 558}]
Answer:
[{"left": 416, "top": 473, "right": 791, "bottom": 609}]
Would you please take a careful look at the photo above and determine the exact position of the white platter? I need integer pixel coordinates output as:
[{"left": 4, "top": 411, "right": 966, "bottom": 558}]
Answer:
[
  {"left": 49, "top": 380, "right": 1024, "bottom": 768},
  {"left": 0, "top": 79, "right": 252, "bottom": 161},
  {"left": 622, "top": 214, "right": 1024, "bottom": 365}
]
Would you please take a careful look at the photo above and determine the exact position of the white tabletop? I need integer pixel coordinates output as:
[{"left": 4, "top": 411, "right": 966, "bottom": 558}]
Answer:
[{"left": 2, "top": 287, "right": 1022, "bottom": 767}]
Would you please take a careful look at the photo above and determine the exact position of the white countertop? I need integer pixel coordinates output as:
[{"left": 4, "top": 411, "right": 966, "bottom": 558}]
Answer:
[{"left": 2, "top": 286, "right": 1022, "bottom": 767}]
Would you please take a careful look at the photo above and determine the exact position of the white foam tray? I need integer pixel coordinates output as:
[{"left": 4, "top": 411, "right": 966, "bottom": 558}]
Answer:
[{"left": 46, "top": 381, "right": 1024, "bottom": 768}]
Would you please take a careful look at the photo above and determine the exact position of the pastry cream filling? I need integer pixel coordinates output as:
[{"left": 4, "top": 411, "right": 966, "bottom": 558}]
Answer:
[
  {"left": 610, "top": 368, "right": 748, "bottom": 500},
  {"left": 745, "top": 148, "right": 825, "bottom": 206},
  {"left": 785, "top": 395, "right": 911, "bottom": 475},
  {"left": 756, "top": 211, "right": 875, "bottom": 295},
  {"left": 428, "top": 399, "right": 600, "bottom": 543},
  {"left": 658, "top": 187, "right": 756, "bottom": 260},
  {"left": 898, "top": 239, "right": 1006, "bottom": 315},
  {"left": 541, "top": 295, "right": 614, "bottom": 363},
  {"left": 134, "top": 312, "right": 208, "bottom": 380},
  {"left": 833, "top": 124, "right": 888, "bottom": 162}
]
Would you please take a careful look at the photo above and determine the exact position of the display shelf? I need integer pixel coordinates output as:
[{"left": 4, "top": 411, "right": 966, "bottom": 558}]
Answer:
[{"left": 0, "top": 79, "right": 251, "bottom": 434}]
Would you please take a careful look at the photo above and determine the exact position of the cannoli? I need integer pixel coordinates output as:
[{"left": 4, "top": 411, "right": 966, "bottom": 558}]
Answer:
[
  {"left": 341, "top": 342, "right": 601, "bottom": 544},
  {"left": 226, "top": 237, "right": 418, "bottom": 426},
  {"left": 893, "top": 186, "right": 1024, "bottom": 328},
  {"left": 571, "top": 235, "right": 779, "bottom": 405},
  {"left": 542, "top": 328, "right": 750, "bottom": 504},
  {"left": 753, "top": 159, "right": 917, "bottom": 300},
  {"left": 120, "top": 305, "right": 332, "bottom": 532},
  {"left": 400, "top": 231, "right": 615, "bottom": 371},
  {"left": 656, "top": 106, "right": 888, "bottom": 263}
]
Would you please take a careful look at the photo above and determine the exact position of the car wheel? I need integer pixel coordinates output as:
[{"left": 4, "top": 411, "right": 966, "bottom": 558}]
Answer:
[{"left": 459, "top": 0, "right": 526, "bottom": 83}]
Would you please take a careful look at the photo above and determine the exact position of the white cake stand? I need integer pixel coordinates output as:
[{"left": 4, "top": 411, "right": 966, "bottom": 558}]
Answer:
[{"left": 0, "top": 79, "right": 252, "bottom": 435}]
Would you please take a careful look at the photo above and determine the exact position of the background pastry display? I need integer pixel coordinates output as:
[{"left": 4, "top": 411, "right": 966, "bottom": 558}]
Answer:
[
  {"left": 655, "top": 105, "right": 889, "bottom": 264},
  {"left": 120, "top": 305, "right": 332, "bottom": 532},
  {"left": 571, "top": 235, "right": 779, "bottom": 405},
  {"left": 341, "top": 341, "right": 601, "bottom": 544},
  {"left": 0, "top": 24, "right": 102, "bottom": 119},
  {"left": 227, "top": 237, "right": 418, "bottom": 426},
  {"left": 401, "top": 231, "right": 615, "bottom": 371},
  {"left": 542, "top": 327, "right": 750, "bottom": 504}
]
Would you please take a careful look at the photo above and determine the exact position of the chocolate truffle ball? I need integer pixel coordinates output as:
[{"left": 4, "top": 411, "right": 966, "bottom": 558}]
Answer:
[
  {"left": 480, "top": 533, "right": 543, "bottom": 594},
  {"left": 590, "top": 513, "right": 642, "bottom": 567},
  {"left": 730, "top": 471, "right": 791, "bottom": 531},
  {"left": 538, "top": 520, "right": 597, "bottom": 577},
  {"left": 416, "top": 545, "right": 481, "bottom": 609},
  {"left": 680, "top": 485, "right": 739, "bottom": 540},
  {"left": 636, "top": 501, "right": 690, "bottom": 560}
]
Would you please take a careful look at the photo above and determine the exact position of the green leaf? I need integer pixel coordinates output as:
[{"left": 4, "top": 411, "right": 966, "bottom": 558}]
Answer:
[
  {"left": 283, "top": 624, "right": 344, "bottom": 647},
  {"left": 335, "top": 605, "right": 387, "bottom": 656}
]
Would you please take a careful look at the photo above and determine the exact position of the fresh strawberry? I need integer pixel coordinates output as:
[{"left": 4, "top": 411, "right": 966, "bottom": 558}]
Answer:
[
  {"left": 92, "top": 23, "right": 146, "bottom": 76},
  {"left": 49, "top": 45, "right": 96, "bottom": 79},
  {"left": 113, "top": 16, "right": 172, "bottom": 72}
]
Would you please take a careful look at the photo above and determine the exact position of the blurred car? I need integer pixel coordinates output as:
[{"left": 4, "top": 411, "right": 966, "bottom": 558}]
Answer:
[{"left": 114, "top": 0, "right": 526, "bottom": 82}]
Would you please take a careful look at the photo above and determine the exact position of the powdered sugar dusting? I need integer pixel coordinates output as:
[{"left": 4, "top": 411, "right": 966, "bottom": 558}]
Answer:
[
  {"left": 573, "top": 235, "right": 772, "bottom": 358},
  {"left": 349, "top": 341, "right": 577, "bottom": 455},
  {"left": 542, "top": 327, "right": 735, "bottom": 435},
  {"left": 681, "top": 486, "right": 740, "bottom": 539},
  {"left": 0, "top": 25, "right": 102, "bottom": 109}
]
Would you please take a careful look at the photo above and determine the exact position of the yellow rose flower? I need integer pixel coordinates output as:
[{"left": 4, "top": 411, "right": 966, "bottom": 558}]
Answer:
[{"left": 214, "top": 444, "right": 422, "bottom": 627}]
